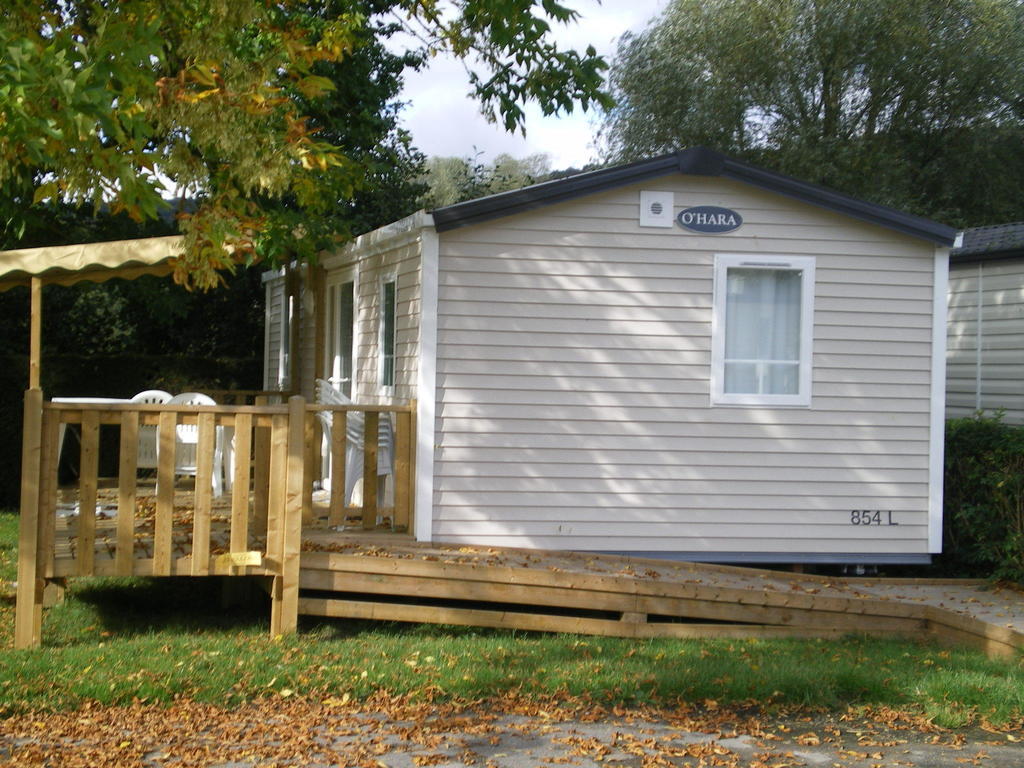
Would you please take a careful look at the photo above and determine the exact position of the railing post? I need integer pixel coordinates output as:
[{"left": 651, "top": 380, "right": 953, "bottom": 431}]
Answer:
[
  {"left": 394, "top": 407, "right": 413, "bottom": 532},
  {"left": 15, "top": 388, "right": 44, "bottom": 648},
  {"left": 270, "top": 395, "right": 304, "bottom": 636}
]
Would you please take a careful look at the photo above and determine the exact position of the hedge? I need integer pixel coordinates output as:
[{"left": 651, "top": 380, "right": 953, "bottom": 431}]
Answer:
[{"left": 942, "top": 413, "right": 1024, "bottom": 583}]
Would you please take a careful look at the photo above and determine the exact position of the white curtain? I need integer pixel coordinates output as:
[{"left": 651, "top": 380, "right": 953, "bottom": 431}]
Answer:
[{"left": 724, "top": 268, "right": 801, "bottom": 394}]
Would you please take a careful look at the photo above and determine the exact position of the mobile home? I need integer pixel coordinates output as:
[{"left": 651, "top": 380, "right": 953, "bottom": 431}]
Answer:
[
  {"left": 946, "top": 222, "right": 1024, "bottom": 423},
  {"left": 266, "top": 148, "right": 956, "bottom": 565}
]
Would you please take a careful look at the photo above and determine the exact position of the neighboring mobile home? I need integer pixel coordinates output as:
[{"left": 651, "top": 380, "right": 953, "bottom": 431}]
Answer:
[
  {"left": 946, "top": 222, "right": 1024, "bottom": 424},
  {"left": 266, "top": 148, "right": 956, "bottom": 565}
]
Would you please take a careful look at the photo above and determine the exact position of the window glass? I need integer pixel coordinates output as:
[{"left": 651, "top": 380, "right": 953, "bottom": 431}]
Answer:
[
  {"left": 723, "top": 268, "right": 801, "bottom": 395},
  {"left": 381, "top": 280, "right": 396, "bottom": 388}
]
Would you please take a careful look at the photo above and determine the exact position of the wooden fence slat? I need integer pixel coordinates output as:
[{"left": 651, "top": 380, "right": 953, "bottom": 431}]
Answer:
[
  {"left": 116, "top": 411, "right": 139, "bottom": 576},
  {"left": 363, "top": 411, "right": 378, "bottom": 530},
  {"left": 265, "top": 414, "right": 288, "bottom": 562},
  {"left": 252, "top": 397, "right": 271, "bottom": 535},
  {"left": 303, "top": 411, "right": 315, "bottom": 524},
  {"left": 38, "top": 410, "right": 60, "bottom": 578},
  {"left": 328, "top": 411, "right": 347, "bottom": 527},
  {"left": 77, "top": 410, "right": 100, "bottom": 576},
  {"left": 15, "top": 388, "right": 44, "bottom": 649},
  {"left": 154, "top": 411, "right": 177, "bottom": 576},
  {"left": 191, "top": 412, "right": 215, "bottom": 576},
  {"left": 394, "top": 411, "right": 411, "bottom": 531},
  {"left": 231, "top": 412, "right": 253, "bottom": 553}
]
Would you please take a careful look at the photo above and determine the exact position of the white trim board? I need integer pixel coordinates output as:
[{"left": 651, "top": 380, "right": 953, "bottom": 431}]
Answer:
[
  {"left": 415, "top": 219, "right": 439, "bottom": 543},
  {"left": 929, "top": 246, "right": 950, "bottom": 552}
]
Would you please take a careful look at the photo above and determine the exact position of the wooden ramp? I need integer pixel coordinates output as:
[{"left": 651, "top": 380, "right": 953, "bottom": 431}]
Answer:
[{"left": 298, "top": 538, "right": 1024, "bottom": 658}]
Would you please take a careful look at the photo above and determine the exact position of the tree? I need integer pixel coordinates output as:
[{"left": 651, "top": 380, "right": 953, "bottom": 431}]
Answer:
[
  {"left": 0, "top": 0, "right": 611, "bottom": 287},
  {"left": 599, "top": 0, "right": 1024, "bottom": 226},
  {"left": 420, "top": 152, "right": 551, "bottom": 207}
]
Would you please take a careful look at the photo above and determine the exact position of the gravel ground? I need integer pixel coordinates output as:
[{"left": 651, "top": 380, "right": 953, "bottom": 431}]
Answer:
[{"left": 2, "top": 697, "right": 1021, "bottom": 768}]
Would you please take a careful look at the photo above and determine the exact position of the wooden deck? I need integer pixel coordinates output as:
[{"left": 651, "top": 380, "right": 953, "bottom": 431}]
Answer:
[
  {"left": 296, "top": 537, "right": 1024, "bottom": 658},
  {"left": 15, "top": 389, "right": 1024, "bottom": 657},
  {"left": 43, "top": 510, "right": 1024, "bottom": 658}
]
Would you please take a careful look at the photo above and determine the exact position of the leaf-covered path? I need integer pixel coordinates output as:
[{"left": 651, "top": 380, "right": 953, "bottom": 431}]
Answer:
[{"left": 2, "top": 695, "right": 1021, "bottom": 767}]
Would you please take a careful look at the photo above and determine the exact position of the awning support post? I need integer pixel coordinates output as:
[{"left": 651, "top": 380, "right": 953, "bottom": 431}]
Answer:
[{"left": 29, "top": 277, "right": 41, "bottom": 389}]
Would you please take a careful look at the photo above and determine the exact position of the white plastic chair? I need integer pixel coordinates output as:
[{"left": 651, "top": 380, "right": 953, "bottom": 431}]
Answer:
[
  {"left": 166, "top": 392, "right": 224, "bottom": 496},
  {"left": 315, "top": 378, "right": 393, "bottom": 507},
  {"left": 130, "top": 390, "right": 172, "bottom": 470}
]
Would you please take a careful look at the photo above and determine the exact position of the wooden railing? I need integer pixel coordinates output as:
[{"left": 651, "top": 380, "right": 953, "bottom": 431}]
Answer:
[{"left": 14, "top": 391, "right": 415, "bottom": 649}]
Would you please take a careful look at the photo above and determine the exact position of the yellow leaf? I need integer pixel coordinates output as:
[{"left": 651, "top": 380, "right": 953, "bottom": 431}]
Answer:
[{"left": 33, "top": 181, "right": 59, "bottom": 204}]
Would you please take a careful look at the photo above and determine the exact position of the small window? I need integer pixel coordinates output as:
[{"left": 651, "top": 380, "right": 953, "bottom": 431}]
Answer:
[
  {"left": 380, "top": 279, "right": 397, "bottom": 389},
  {"left": 711, "top": 254, "right": 815, "bottom": 407},
  {"left": 279, "top": 291, "right": 292, "bottom": 391}
]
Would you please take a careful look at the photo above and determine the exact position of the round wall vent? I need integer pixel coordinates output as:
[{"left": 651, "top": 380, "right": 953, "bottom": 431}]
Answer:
[{"left": 650, "top": 201, "right": 663, "bottom": 216}]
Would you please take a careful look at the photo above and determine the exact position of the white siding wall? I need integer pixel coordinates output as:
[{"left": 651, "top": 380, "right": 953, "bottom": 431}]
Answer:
[
  {"left": 349, "top": 238, "right": 422, "bottom": 405},
  {"left": 263, "top": 274, "right": 288, "bottom": 391},
  {"left": 433, "top": 177, "right": 939, "bottom": 558},
  {"left": 947, "top": 258, "right": 1024, "bottom": 423}
]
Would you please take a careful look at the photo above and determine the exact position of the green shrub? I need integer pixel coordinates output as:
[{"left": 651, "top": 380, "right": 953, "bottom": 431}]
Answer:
[{"left": 942, "top": 414, "right": 1024, "bottom": 582}]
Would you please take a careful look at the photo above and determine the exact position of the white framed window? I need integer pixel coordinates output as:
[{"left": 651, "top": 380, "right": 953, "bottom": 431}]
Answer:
[
  {"left": 379, "top": 276, "right": 397, "bottom": 391},
  {"left": 711, "top": 254, "right": 815, "bottom": 407}
]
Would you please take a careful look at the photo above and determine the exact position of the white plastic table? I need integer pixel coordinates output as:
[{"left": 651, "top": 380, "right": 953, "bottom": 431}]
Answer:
[{"left": 51, "top": 397, "right": 131, "bottom": 469}]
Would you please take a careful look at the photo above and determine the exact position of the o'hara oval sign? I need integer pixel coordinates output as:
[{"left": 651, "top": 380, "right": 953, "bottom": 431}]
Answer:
[{"left": 676, "top": 206, "right": 742, "bottom": 234}]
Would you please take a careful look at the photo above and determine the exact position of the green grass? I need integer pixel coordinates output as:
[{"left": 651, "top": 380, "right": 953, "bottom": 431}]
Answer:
[{"left": 1, "top": 510, "right": 1022, "bottom": 727}]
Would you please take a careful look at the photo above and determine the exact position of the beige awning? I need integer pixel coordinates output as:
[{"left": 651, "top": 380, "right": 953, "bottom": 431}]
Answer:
[{"left": 0, "top": 235, "right": 183, "bottom": 292}]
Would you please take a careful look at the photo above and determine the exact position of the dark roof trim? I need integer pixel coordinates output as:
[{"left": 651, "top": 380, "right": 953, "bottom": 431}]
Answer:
[
  {"left": 431, "top": 147, "right": 957, "bottom": 246},
  {"left": 952, "top": 248, "right": 1024, "bottom": 266},
  {"left": 951, "top": 221, "right": 1024, "bottom": 264}
]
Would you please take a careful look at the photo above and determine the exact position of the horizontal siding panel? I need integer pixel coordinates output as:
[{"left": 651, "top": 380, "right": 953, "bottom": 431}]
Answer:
[
  {"left": 816, "top": 281, "right": 932, "bottom": 301},
  {"left": 441, "top": 244, "right": 933, "bottom": 273},
  {"left": 431, "top": 534, "right": 929, "bottom": 554},
  {"left": 435, "top": 430, "right": 929, "bottom": 449},
  {"left": 467, "top": 214, "right": 932, "bottom": 246},
  {"left": 815, "top": 296, "right": 932, "bottom": 315},
  {"left": 440, "top": 330, "right": 710, "bottom": 352},
  {"left": 434, "top": 490, "right": 927, "bottom": 508},
  {"left": 440, "top": 300, "right": 932, "bottom": 326},
  {"left": 439, "top": 284, "right": 711, "bottom": 307},
  {"left": 438, "top": 283, "right": 933, "bottom": 308},
  {"left": 437, "top": 372, "right": 931, "bottom": 393},
  {"left": 431, "top": 497, "right": 927, "bottom": 513},
  {"left": 434, "top": 476, "right": 925, "bottom": 496},
  {"left": 438, "top": 357, "right": 928, "bottom": 379},
  {"left": 431, "top": 520, "right": 927, "bottom": 541},
  {"left": 441, "top": 342, "right": 712, "bottom": 361},
  {"left": 439, "top": 326, "right": 931, "bottom": 348},
  {"left": 435, "top": 447, "right": 929, "bottom": 468},
  {"left": 437, "top": 385, "right": 929, "bottom": 407},
  {"left": 440, "top": 265, "right": 934, "bottom": 290},
  {"left": 445, "top": 228, "right": 932, "bottom": 259},
  {"left": 436, "top": 401, "right": 930, "bottom": 421},
  {"left": 436, "top": 508, "right": 927, "bottom": 525},
  {"left": 434, "top": 462, "right": 926, "bottom": 483},
  {"left": 969, "top": 380, "right": 1024, "bottom": 396}
]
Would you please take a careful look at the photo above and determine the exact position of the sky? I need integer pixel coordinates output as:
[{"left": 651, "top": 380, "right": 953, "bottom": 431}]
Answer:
[{"left": 388, "top": 1, "right": 669, "bottom": 170}]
